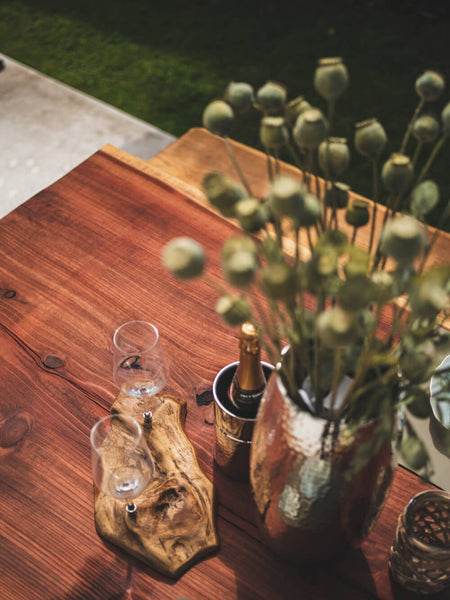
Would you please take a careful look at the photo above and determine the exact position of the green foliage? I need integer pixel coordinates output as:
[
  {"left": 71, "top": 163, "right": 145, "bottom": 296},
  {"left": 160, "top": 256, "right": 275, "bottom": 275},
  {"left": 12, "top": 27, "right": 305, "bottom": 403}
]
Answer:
[{"left": 1, "top": 1, "right": 450, "bottom": 227}]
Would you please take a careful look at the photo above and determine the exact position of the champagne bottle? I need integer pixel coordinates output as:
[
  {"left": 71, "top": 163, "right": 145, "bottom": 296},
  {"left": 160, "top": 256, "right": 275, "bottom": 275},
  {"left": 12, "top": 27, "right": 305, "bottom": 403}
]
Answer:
[{"left": 229, "top": 322, "right": 266, "bottom": 417}]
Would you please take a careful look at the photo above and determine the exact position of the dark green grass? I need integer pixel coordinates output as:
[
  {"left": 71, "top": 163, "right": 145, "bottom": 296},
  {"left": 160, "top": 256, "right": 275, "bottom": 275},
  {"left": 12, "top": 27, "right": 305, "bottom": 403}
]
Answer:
[{"left": 1, "top": 0, "right": 449, "bottom": 228}]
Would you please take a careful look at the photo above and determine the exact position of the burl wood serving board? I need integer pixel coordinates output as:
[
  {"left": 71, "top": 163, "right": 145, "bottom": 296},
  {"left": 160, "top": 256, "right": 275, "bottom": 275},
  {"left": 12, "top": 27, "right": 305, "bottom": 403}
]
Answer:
[{"left": 93, "top": 392, "right": 219, "bottom": 578}]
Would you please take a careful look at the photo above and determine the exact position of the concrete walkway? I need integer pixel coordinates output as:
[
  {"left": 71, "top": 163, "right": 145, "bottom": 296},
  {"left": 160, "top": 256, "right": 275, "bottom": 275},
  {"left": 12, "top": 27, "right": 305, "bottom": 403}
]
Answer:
[{"left": 0, "top": 54, "right": 176, "bottom": 219}]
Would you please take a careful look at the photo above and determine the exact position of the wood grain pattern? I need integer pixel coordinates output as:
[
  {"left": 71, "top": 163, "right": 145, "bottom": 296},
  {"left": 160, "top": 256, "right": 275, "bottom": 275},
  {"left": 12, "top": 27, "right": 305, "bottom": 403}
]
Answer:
[
  {"left": 94, "top": 392, "right": 219, "bottom": 578},
  {"left": 0, "top": 135, "right": 448, "bottom": 599}
]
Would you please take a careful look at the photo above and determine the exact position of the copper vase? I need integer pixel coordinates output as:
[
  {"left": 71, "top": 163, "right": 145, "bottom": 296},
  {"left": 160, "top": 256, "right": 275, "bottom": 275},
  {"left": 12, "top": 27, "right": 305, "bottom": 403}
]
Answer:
[{"left": 249, "top": 371, "right": 397, "bottom": 563}]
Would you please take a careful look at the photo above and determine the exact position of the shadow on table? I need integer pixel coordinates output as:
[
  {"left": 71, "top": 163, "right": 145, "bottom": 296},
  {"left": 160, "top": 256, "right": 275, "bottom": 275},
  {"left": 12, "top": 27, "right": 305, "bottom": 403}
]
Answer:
[
  {"left": 212, "top": 460, "right": 380, "bottom": 600},
  {"left": 60, "top": 550, "right": 173, "bottom": 600}
]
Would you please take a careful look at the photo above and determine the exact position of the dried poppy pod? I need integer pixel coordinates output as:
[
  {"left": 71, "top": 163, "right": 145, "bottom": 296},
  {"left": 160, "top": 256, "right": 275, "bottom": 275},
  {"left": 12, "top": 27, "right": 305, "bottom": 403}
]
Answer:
[
  {"left": 234, "top": 198, "right": 268, "bottom": 233},
  {"left": 381, "top": 153, "right": 414, "bottom": 195},
  {"left": 203, "top": 171, "right": 246, "bottom": 217},
  {"left": 285, "top": 96, "right": 312, "bottom": 127},
  {"left": 318, "top": 137, "right": 350, "bottom": 178},
  {"left": 400, "top": 435, "right": 429, "bottom": 471},
  {"left": 300, "top": 193, "right": 322, "bottom": 227},
  {"left": 260, "top": 116, "right": 289, "bottom": 150},
  {"left": 354, "top": 118, "right": 387, "bottom": 160},
  {"left": 345, "top": 199, "right": 370, "bottom": 227},
  {"left": 314, "top": 57, "right": 349, "bottom": 101},
  {"left": 162, "top": 237, "right": 205, "bottom": 279},
  {"left": 410, "top": 180, "right": 439, "bottom": 219},
  {"left": 256, "top": 81, "right": 287, "bottom": 114},
  {"left": 202, "top": 100, "right": 234, "bottom": 136},
  {"left": 293, "top": 108, "right": 328, "bottom": 150},
  {"left": 381, "top": 214, "right": 426, "bottom": 263},
  {"left": 216, "top": 295, "right": 251, "bottom": 326},
  {"left": 324, "top": 182, "right": 350, "bottom": 209},
  {"left": 223, "top": 248, "right": 257, "bottom": 288},
  {"left": 410, "top": 279, "right": 448, "bottom": 319},
  {"left": 224, "top": 81, "right": 254, "bottom": 113},
  {"left": 370, "top": 271, "right": 394, "bottom": 303},
  {"left": 261, "top": 261, "right": 296, "bottom": 299},
  {"left": 412, "top": 114, "right": 440, "bottom": 143},
  {"left": 415, "top": 70, "right": 445, "bottom": 102},
  {"left": 317, "top": 306, "right": 358, "bottom": 348},
  {"left": 222, "top": 236, "right": 257, "bottom": 261},
  {"left": 268, "top": 175, "right": 305, "bottom": 219}
]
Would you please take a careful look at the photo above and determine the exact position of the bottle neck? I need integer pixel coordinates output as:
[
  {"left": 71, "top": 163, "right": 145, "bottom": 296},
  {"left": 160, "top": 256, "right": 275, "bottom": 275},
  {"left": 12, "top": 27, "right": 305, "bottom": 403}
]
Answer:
[{"left": 235, "top": 347, "right": 265, "bottom": 391}]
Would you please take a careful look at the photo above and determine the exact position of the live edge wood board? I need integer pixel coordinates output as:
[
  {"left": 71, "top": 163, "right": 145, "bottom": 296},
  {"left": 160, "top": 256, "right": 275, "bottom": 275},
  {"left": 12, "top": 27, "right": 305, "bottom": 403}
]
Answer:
[{"left": 94, "top": 392, "right": 219, "bottom": 578}]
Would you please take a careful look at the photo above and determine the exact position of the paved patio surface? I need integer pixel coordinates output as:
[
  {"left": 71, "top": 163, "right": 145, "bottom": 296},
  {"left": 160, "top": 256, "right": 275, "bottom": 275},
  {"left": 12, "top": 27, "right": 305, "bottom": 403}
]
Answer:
[{"left": 0, "top": 54, "right": 175, "bottom": 219}]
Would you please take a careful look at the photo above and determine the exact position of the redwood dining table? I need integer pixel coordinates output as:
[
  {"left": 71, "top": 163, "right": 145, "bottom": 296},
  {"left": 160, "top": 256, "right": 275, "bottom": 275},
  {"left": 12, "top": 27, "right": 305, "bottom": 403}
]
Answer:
[{"left": 0, "top": 127, "right": 448, "bottom": 600}]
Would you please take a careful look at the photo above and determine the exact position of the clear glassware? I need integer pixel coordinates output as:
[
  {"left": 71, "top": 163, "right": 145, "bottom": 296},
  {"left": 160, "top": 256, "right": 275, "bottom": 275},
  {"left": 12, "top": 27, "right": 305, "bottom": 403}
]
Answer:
[
  {"left": 90, "top": 413, "right": 154, "bottom": 514},
  {"left": 113, "top": 320, "right": 169, "bottom": 398}
]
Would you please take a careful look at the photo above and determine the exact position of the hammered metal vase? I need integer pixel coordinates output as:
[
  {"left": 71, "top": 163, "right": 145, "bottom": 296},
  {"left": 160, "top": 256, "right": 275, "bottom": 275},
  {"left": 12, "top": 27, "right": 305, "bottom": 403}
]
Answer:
[{"left": 249, "top": 372, "right": 396, "bottom": 563}]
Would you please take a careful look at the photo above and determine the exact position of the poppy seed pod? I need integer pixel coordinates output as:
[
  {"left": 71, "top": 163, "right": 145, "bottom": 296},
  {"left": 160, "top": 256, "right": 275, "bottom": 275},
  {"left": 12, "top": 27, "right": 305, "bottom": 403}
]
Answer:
[
  {"left": 256, "top": 81, "right": 287, "bottom": 114},
  {"left": 324, "top": 182, "right": 350, "bottom": 209},
  {"left": 400, "top": 340, "right": 435, "bottom": 384},
  {"left": 412, "top": 114, "right": 440, "bottom": 143},
  {"left": 354, "top": 119, "right": 387, "bottom": 160},
  {"left": 268, "top": 175, "right": 305, "bottom": 219},
  {"left": 400, "top": 436, "right": 429, "bottom": 471},
  {"left": 441, "top": 102, "right": 450, "bottom": 137},
  {"left": 300, "top": 193, "right": 322, "bottom": 227},
  {"left": 381, "top": 153, "right": 414, "bottom": 195},
  {"left": 202, "top": 100, "right": 234, "bottom": 136},
  {"left": 314, "top": 57, "right": 349, "bottom": 101},
  {"left": 370, "top": 271, "right": 394, "bottom": 303},
  {"left": 410, "top": 280, "right": 448, "bottom": 319},
  {"left": 410, "top": 180, "right": 439, "bottom": 218},
  {"left": 223, "top": 249, "right": 257, "bottom": 288},
  {"left": 224, "top": 81, "right": 255, "bottom": 113},
  {"left": 162, "top": 237, "right": 205, "bottom": 279},
  {"left": 404, "top": 388, "right": 432, "bottom": 419},
  {"left": 415, "top": 70, "right": 445, "bottom": 102},
  {"left": 381, "top": 214, "right": 425, "bottom": 263},
  {"left": 203, "top": 172, "right": 246, "bottom": 217},
  {"left": 260, "top": 116, "right": 289, "bottom": 150},
  {"left": 318, "top": 137, "right": 350, "bottom": 178},
  {"left": 234, "top": 198, "right": 267, "bottom": 233},
  {"left": 216, "top": 295, "right": 251, "bottom": 326},
  {"left": 293, "top": 108, "right": 328, "bottom": 150},
  {"left": 262, "top": 261, "right": 296, "bottom": 299},
  {"left": 345, "top": 199, "right": 370, "bottom": 227},
  {"left": 344, "top": 247, "right": 370, "bottom": 279},
  {"left": 222, "top": 236, "right": 257, "bottom": 261},
  {"left": 317, "top": 307, "right": 358, "bottom": 348},
  {"left": 285, "top": 96, "right": 312, "bottom": 126}
]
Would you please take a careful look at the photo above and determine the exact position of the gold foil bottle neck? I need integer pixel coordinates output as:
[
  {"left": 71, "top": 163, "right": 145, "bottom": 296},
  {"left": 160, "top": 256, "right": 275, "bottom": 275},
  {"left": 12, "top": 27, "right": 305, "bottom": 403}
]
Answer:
[{"left": 238, "top": 322, "right": 260, "bottom": 355}]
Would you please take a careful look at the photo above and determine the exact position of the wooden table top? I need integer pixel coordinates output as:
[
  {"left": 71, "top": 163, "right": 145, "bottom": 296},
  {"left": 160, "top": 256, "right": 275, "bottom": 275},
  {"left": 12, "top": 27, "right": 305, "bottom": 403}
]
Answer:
[{"left": 0, "top": 129, "right": 448, "bottom": 599}]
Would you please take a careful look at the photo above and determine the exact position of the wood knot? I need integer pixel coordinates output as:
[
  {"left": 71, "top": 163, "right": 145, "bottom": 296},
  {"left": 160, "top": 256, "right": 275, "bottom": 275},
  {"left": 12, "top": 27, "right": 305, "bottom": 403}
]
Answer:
[
  {"left": 0, "top": 415, "right": 31, "bottom": 449},
  {"left": 2, "top": 289, "right": 16, "bottom": 299},
  {"left": 155, "top": 486, "right": 188, "bottom": 518},
  {"left": 196, "top": 389, "right": 213, "bottom": 407},
  {"left": 43, "top": 355, "right": 64, "bottom": 369}
]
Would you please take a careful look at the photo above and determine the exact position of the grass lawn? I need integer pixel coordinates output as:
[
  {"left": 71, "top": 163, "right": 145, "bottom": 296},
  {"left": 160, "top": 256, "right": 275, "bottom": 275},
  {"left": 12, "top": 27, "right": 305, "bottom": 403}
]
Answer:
[{"left": 1, "top": 0, "right": 449, "bottom": 228}]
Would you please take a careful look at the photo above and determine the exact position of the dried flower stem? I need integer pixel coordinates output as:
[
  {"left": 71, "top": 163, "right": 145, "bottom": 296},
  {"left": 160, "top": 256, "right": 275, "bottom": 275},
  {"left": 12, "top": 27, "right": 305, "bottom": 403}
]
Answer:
[
  {"left": 329, "top": 348, "right": 343, "bottom": 419},
  {"left": 417, "top": 135, "right": 446, "bottom": 184},
  {"left": 368, "top": 159, "right": 379, "bottom": 256},
  {"left": 412, "top": 141, "right": 423, "bottom": 169},
  {"left": 224, "top": 136, "right": 253, "bottom": 196},
  {"left": 400, "top": 98, "right": 424, "bottom": 154}
]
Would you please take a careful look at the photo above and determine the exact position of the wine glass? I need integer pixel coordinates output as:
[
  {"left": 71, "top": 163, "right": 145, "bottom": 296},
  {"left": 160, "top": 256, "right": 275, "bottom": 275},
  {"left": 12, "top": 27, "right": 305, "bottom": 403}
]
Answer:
[
  {"left": 90, "top": 413, "right": 154, "bottom": 515},
  {"left": 91, "top": 413, "right": 154, "bottom": 598},
  {"left": 113, "top": 321, "right": 169, "bottom": 399}
]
